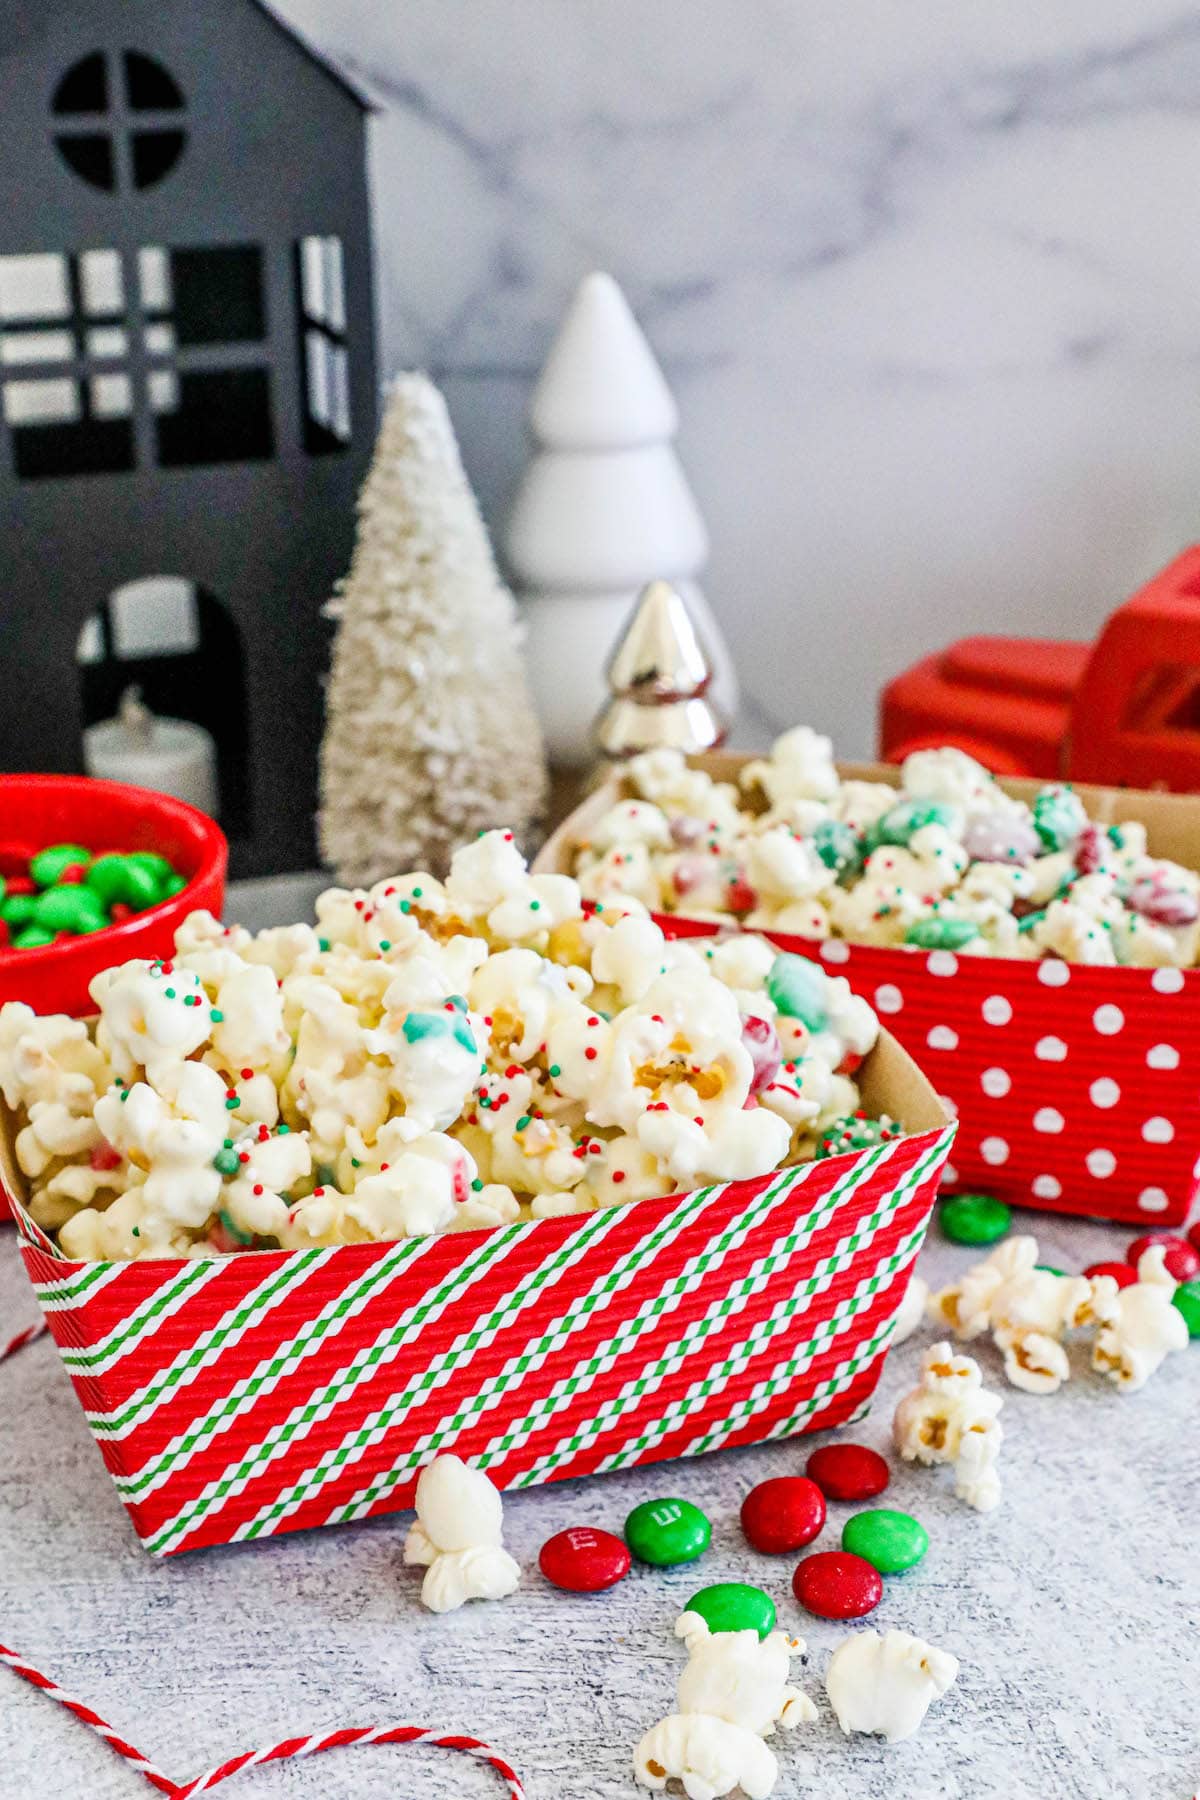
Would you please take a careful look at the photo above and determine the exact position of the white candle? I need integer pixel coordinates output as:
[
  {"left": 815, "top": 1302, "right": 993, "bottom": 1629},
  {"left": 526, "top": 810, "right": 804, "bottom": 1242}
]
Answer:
[{"left": 83, "top": 686, "right": 219, "bottom": 817}]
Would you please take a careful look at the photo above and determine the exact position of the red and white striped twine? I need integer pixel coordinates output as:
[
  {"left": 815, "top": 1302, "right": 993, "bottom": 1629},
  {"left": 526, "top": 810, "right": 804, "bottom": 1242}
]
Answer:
[
  {"left": 2, "top": 1319, "right": 47, "bottom": 1359},
  {"left": 0, "top": 1642, "right": 527, "bottom": 1798}
]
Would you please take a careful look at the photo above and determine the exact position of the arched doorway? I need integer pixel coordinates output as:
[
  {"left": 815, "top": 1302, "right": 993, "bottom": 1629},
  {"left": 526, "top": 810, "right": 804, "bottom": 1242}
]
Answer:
[{"left": 77, "top": 575, "right": 251, "bottom": 837}]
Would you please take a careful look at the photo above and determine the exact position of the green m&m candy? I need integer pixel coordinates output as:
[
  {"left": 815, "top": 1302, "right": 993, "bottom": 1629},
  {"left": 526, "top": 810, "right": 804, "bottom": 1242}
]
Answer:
[
  {"left": 1032, "top": 784, "right": 1088, "bottom": 852},
  {"left": 1172, "top": 1280, "right": 1200, "bottom": 1338},
  {"left": 766, "top": 952, "right": 827, "bottom": 1030},
  {"left": 86, "top": 853, "right": 135, "bottom": 905},
  {"left": 33, "top": 884, "right": 109, "bottom": 935},
  {"left": 842, "top": 1508, "right": 928, "bottom": 1574},
  {"left": 810, "top": 818, "right": 862, "bottom": 878},
  {"left": 29, "top": 843, "right": 92, "bottom": 886},
  {"left": 940, "top": 1192, "right": 1011, "bottom": 1246},
  {"left": 1, "top": 893, "right": 38, "bottom": 928},
  {"left": 85, "top": 853, "right": 160, "bottom": 910},
  {"left": 161, "top": 872, "right": 189, "bottom": 899},
  {"left": 125, "top": 851, "right": 175, "bottom": 884},
  {"left": 867, "top": 799, "right": 958, "bottom": 852},
  {"left": 685, "top": 1582, "right": 776, "bottom": 1639},
  {"left": 905, "top": 916, "right": 980, "bottom": 951},
  {"left": 117, "top": 860, "right": 162, "bottom": 909},
  {"left": 625, "top": 1497, "right": 711, "bottom": 1566},
  {"left": 12, "top": 925, "right": 56, "bottom": 949}
]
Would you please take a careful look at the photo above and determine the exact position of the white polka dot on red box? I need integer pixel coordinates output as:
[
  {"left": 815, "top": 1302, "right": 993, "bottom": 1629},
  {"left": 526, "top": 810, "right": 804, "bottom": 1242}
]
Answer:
[
  {"left": 1093, "top": 1004, "right": 1124, "bottom": 1035},
  {"left": 1034, "top": 1107, "right": 1065, "bottom": 1133},
  {"left": 1038, "top": 961, "right": 1070, "bottom": 987},
  {"left": 927, "top": 1025, "right": 958, "bottom": 1050},
  {"left": 980, "top": 1067, "right": 1011, "bottom": 1097},
  {"left": 1146, "top": 1044, "right": 1179, "bottom": 1070},
  {"left": 1089, "top": 1078, "right": 1120, "bottom": 1108},
  {"left": 1086, "top": 1148, "right": 1116, "bottom": 1178},
  {"left": 981, "top": 995, "right": 1012, "bottom": 1025},
  {"left": 1035, "top": 1036, "right": 1067, "bottom": 1061},
  {"left": 1142, "top": 1116, "right": 1175, "bottom": 1143}
]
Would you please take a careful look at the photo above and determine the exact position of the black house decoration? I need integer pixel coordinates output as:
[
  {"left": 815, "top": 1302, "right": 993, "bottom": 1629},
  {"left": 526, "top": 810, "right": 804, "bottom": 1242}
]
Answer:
[{"left": 0, "top": 0, "right": 378, "bottom": 875}]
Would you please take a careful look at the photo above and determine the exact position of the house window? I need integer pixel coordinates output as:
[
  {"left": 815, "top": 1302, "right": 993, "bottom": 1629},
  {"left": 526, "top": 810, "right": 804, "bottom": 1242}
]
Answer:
[
  {"left": 52, "top": 50, "right": 186, "bottom": 192},
  {"left": 296, "top": 235, "right": 350, "bottom": 452},
  {"left": 0, "top": 244, "right": 275, "bottom": 478},
  {"left": 139, "top": 246, "right": 274, "bottom": 466},
  {"left": 0, "top": 249, "right": 133, "bottom": 477}
]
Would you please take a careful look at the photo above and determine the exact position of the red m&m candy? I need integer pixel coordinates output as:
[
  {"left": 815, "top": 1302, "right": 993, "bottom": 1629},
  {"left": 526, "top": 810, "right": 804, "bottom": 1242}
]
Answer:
[
  {"left": 1126, "top": 1235, "right": 1200, "bottom": 1282},
  {"left": 539, "top": 1526, "right": 630, "bottom": 1593},
  {"left": 1085, "top": 1261, "right": 1137, "bottom": 1289},
  {"left": 805, "top": 1442, "right": 890, "bottom": 1503},
  {"left": 792, "top": 1550, "right": 882, "bottom": 1620},
  {"left": 740, "top": 1477, "right": 825, "bottom": 1555}
]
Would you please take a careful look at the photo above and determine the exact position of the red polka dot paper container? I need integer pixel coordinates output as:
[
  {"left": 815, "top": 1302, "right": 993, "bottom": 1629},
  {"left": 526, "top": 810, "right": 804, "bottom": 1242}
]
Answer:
[
  {"left": 761, "top": 935, "right": 1197, "bottom": 1226},
  {"left": 537, "top": 757, "right": 1200, "bottom": 1227},
  {"left": 0, "top": 1032, "right": 952, "bottom": 1557}
]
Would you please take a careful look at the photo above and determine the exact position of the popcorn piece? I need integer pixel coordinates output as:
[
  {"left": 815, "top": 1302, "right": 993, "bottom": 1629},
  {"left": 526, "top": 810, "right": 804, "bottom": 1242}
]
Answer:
[
  {"left": 1091, "top": 1246, "right": 1190, "bottom": 1391},
  {"left": 902, "top": 746, "right": 1005, "bottom": 812},
  {"left": 742, "top": 725, "right": 838, "bottom": 805},
  {"left": 893, "top": 1342, "right": 1004, "bottom": 1511},
  {"left": 825, "top": 1628, "right": 959, "bottom": 1744},
  {"left": 634, "top": 1714, "right": 777, "bottom": 1800},
  {"left": 92, "top": 960, "right": 213, "bottom": 1082},
  {"left": 403, "top": 1453, "right": 520, "bottom": 1613},
  {"left": 931, "top": 1235, "right": 1106, "bottom": 1393},
  {"left": 322, "top": 1135, "right": 475, "bottom": 1243},
  {"left": 209, "top": 963, "right": 290, "bottom": 1072},
  {"left": 0, "top": 1003, "right": 109, "bottom": 1116},
  {"left": 635, "top": 1609, "right": 815, "bottom": 1799},
  {"left": 95, "top": 1059, "right": 229, "bottom": 1228}
]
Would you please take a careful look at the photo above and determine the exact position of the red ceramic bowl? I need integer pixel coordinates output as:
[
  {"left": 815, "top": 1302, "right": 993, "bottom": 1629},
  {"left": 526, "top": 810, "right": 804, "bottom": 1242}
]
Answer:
[{"left": 0, "top": 775, "right": 227, "bottom": 1018}]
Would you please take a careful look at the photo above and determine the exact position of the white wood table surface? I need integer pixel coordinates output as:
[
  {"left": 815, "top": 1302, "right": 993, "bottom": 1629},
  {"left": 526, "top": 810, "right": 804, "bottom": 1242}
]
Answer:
[{"left": 2, "top": 1201, "right": 1197, "bottom": 1800}]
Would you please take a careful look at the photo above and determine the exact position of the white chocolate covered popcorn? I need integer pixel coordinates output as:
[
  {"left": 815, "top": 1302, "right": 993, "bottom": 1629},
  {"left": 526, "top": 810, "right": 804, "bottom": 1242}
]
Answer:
[
  {"left": 634, "top": 1609, "right": 815, "bottom": 1800},
  {"left": 825, "top": 1628, "right": 959, "bottom": 1744},
  {"left": 1090, "top": 1246, "right": 1189, "bottom": 1391},
  {"left": 0, "top": 833, "right": 884, "bottom": 1261},
  {"left": 930, "top": 1236, "right": 1109, "bottom": 1394},
  {"left": 568, "top": 734, "right": 1200, "bottom": 966},
  {"left": 403, "top": 1454, "right": 520, "bottom": 1614},
  {"left": 893, "top": 1342, "right": 1004, "bottom": 1511}
]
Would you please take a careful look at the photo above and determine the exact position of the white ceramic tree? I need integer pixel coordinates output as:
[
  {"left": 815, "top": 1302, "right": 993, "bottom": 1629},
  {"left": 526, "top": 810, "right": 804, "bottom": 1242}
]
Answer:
[
  {"left": 505, "top": 272, "right": 737, "bottom": 765},
  {"left": 319, "top": 373, "right": 546, "bottom": 884}
]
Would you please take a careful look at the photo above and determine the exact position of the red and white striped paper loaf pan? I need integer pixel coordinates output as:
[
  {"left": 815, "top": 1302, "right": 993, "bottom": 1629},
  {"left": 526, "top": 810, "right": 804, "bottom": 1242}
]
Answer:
[
  {"left": 538, "top": 758, "right": 1200, "bottom": 1228},
  {"left": 3, "top": 1030, "right": 952, "bottom": 1557}
]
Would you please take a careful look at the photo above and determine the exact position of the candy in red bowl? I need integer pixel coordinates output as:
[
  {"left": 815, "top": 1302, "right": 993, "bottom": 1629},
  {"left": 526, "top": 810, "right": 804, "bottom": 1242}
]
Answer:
[{"left": 0, "top": 775, "right": 226, "bottom": 1019}]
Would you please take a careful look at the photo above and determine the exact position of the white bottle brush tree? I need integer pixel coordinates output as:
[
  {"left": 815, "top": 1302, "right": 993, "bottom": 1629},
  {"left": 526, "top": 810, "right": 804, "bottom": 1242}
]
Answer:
[
  {"left": 319, "top": 373, "right": 546, "bottom": 884},
  {"left": 505, "top": 272, "right": 737, "bottom": 765}
]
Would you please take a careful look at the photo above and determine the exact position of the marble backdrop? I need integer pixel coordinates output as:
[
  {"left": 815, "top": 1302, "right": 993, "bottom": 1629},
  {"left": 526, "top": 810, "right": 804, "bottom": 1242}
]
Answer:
[{"left": 276, "top": 0, "right": 1200, "bottom": 756}]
